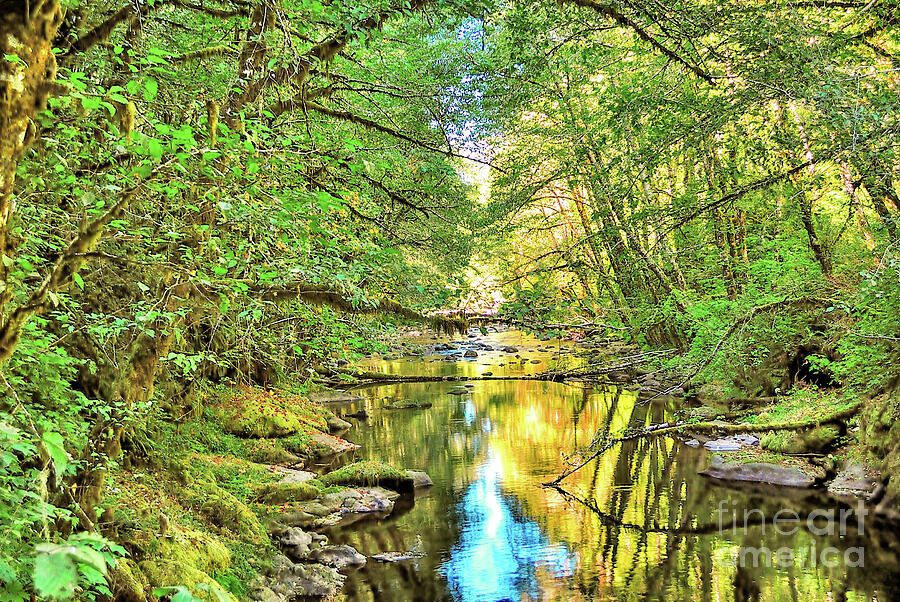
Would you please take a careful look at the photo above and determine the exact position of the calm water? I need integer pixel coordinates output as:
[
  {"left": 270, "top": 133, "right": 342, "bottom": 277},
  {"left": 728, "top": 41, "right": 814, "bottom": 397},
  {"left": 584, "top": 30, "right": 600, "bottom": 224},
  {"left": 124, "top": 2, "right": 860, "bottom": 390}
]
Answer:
[{"left": 321, "top": 331, "right": 897, "bottom": 601}]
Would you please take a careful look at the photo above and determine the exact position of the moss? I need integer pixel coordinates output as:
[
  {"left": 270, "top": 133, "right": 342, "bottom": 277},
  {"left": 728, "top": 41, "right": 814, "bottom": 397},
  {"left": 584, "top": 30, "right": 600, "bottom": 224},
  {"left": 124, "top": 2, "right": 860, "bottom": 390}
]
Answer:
[
  {"left": 253, "top": 481, "right": 320, "bottom": 504},
  {"left": 193, "top": 481, "right": 265, "bottom": 541},
  {"left": 245, "top": 439, "right": 301, "bottom": 464},
  {"left": 319, "top": 460, "right": 413, "bottom": 492},
  {"left": 139, "top": 560, "right": 238, "bottom": 602},
  {"left": 860, "top": 391, "right": 900, "bottom": 496},
  {"left": 281, "top": 431, "right": 315, "bottom": 456},
  {"left": 742, "top": 389, "right": 856, "bottom": 425},
  {"left": 208, "top": 385, "right": 329, "bottom": 438},
  {"left": 760, "top": 425, "right": 840, "bottom": 454},
  {"left": 186, "top": 454, "right": 278, "bottom": 502},
  {"left": 109, "top": 558, "right": 148, "bottom": 602},
  {"left": 145, "top": 527, "right": 231, "bottom": 575}
]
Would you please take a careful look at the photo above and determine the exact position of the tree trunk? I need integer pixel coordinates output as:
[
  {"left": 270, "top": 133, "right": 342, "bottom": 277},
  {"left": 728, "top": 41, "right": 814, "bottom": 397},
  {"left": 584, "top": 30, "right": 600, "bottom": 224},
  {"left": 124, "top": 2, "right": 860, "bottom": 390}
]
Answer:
[
  {"left": 796, "top": 187, "right": 833, "bottom": 276},
  {"left": 0, "top": 0, "right": 63, "bottom": 308},
  {"left": 863, "top": 172, "right": 899, "bottom": 244}
]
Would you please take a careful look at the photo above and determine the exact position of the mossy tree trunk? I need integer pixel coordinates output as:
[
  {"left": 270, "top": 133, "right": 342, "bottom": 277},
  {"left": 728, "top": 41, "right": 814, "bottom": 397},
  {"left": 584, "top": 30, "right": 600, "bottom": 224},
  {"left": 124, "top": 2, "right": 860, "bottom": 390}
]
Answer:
[{"left": 0, "top": 0, "right": 62, "bottom": 309}]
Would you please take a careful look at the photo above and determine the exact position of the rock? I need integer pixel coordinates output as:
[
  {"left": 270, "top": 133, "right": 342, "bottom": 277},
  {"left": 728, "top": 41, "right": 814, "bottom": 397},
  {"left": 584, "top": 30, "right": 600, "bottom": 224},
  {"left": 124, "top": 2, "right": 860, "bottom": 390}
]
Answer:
[
  {"left": 310, "top": 433, "right": 360, "bottom": 454},
  {"left": 277, "top": 527, "right": 313, "bottom": 561},
  {"left": 733, "top": 434, "right": 760, "bottom": 446},
  {"left": 703, "top": 435, "right": 759, "bottom": 452},
  {"left": 308, "top": 390, "right": 366, "bottom": 404},
  {"left": 464, "top": 350, "right": 478, "bottom": 358},
  {"left": 482, "top": 372, "right": 493, "bottom": 376},
  {"left": 345, "top": 409, "right": 369, "bottom": 419},
  {"left": 274, "top": 487, "right": 399, "bottom": 529},
  {"left": 326, "top": 415, "right": 352, "bottom": 432},
  {"left": 530, "top": 359, "right": 541, "bottom": 364},
  {"left": 502, "top": 346, "right": 518, "bottom": 353},
  {"left": 448, "top": 388, "right": 470, "bottom": 396},
  {"left": 405, "top": 470, "right": 433, "bottom": 488},
  {"left": 371, "top": 551, "right": 425, "bottom": 563},
  {"left": 274, "top": 466, "right": 317, "bottom": 484},
  {"left": 703, "top": 439, "right": 743, "bottom": 452},
  {"left": 827, "top": 463, "right": 880, "bottom": 500},
  {"left": 248, "top": 584, "right": 281, "bottom": 602},
  {"left": 700, "top": 455, "right": 815, "bottom": 488},
  {"left": 685, "top": 439, "right": 701, "bottom": 447},
  {"left": 308, "top": 545, "right": 367, "bottom": 570},
  {"left": 464, "top": 383, "right": 474, "bottom": 388},
  {"left": 265, "top": 555, "right": 344, "bottom": 599}
]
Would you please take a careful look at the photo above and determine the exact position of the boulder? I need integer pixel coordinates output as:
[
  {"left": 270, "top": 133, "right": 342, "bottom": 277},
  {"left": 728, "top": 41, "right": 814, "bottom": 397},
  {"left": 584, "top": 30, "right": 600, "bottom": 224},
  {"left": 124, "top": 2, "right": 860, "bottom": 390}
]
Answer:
[
  {"left": 827, "top": 463, "right": 881, "bottom": 500},
  {"left": 308, "top": 545, "right": 367, "bottom": 570},
  {"left": 310, "top": 433, "right": 360, "bottom": 454},
  {"left": 345, "top": 409, "right": 369, "bottom": 420},
  {"left": 501, "top": 346, "right": 518, "bottom": 353},
  {"left": 405, "top": 470, "right": 434, "bottom": 488},
  {"left": 265, "top": 555, "right": 344, "bottom": 600},
  {"left": 276, "top": 527, "right": 313, "bottom": 561},
  {"left": 275, "top": 488, "right": 399, "bottom": 529},
  {"left": 700, "top": 455, "right": 816, "bottom": 487},
  {"left": 326, "top": 415, "right": 352, "bottom": 432},
  {"left": 464, "top": 350, "right": 478, "bottom": 358}
]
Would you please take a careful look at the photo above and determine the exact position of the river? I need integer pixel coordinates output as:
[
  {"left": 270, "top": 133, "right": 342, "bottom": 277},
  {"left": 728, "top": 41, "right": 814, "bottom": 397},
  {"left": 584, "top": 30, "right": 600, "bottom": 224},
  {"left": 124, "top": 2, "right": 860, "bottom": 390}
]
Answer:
[{"left": 317, "top": 330, "right": 894, "bottom": 601}]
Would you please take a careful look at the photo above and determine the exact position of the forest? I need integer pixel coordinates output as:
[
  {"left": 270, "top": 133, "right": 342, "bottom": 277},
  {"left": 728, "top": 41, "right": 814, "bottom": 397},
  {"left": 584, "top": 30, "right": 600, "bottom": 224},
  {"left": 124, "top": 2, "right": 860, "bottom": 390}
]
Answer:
[{"left": 0, "top": 0, "right": 899, "bottom": 599}]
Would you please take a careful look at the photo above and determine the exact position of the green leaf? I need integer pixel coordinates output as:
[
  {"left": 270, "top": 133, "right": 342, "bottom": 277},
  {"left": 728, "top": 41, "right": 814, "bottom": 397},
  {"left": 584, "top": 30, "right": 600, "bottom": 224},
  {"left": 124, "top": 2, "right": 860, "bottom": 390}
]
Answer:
[
  {"left": 73, "top": 272, "right": 85, "bottom": 290},
  {"left": 34, "top": 549, "right": 76, "bottom": 600},
  {"left": 81, "top": 96, "right": 102, "bottom": 111},
  {"left": 144, "top": 77, "right": 158, "bottom": 102},
  {"left": 147, "top": 139, "right": 164, "bottom": 161},
  {"left": 42, "top": 431, "right": 69, "bottom": 474}
]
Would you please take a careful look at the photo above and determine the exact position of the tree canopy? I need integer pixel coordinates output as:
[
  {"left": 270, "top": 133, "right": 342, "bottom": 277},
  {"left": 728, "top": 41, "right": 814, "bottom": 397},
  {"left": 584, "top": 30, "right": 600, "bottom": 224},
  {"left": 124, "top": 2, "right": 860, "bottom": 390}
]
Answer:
[{"left": 0, "top": 0, "right": 898, "bottom": 598}]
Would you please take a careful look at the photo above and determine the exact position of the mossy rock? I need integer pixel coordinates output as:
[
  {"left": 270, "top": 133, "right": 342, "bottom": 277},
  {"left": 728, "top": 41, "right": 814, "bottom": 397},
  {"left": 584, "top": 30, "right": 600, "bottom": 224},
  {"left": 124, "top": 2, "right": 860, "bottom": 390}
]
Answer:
[
  {"left": 109, "top": 558, "right": 149, "bottom": 602},
  {"left": 319, "top": 461, "right": 414, "bottom": 493},
  {"left": 246, "top": 439, "right": 302, "bottom": 464},
  {"left": 139, "top": 560, "right": 238, "bottom": 602},
  {"left": 760, "top": 425, "right": 840, "bottom": 454},
  {"left": 189, "top": 481, "right": 264, "bottom": 542},
  {"left": 860, "top": 391, "right": 900, "bottom": 497},
  {"left": 146, "top": 528, "right": 231, "bottom": 575},
  {"left": 253, "top": 482, "right": 320, "bottom": 504},
  {"left": 209, "top": 385, "right": 328, "bottom": 438}
]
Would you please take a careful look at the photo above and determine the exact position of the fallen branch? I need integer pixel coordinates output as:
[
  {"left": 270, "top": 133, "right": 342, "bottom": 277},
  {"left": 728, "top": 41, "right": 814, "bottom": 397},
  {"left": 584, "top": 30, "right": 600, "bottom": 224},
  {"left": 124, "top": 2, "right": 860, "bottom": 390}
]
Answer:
[{"left": 544, "top": 400, "right": 863, "bottom": 486}]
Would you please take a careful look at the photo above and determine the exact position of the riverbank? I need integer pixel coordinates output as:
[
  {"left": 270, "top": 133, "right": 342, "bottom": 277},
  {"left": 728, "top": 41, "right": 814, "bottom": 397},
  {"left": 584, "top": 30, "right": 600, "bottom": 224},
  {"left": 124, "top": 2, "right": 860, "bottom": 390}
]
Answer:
[
  {"left": 104, "top": 327, "right": 898, "bottom": 601},
  {"left": 104, "top": 383, "right": 430, "bottom": 601}
]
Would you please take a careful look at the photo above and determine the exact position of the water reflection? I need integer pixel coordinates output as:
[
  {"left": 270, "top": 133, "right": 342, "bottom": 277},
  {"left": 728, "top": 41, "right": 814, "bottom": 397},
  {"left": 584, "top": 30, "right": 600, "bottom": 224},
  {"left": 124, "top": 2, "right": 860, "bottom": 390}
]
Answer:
[
  {"left": 324, "top": 330, "right": 895, "bottom": 601},
  {"left": 442, "top": 453, "right": 574, "bottom": 601}
]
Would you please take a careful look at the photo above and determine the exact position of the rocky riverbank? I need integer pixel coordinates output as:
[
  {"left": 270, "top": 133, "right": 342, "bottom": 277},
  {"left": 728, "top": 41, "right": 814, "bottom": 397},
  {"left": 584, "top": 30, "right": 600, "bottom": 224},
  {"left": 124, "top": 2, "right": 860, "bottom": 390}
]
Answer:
[{"left": 105, "top": 385, "right": 432, "bottom": 601}]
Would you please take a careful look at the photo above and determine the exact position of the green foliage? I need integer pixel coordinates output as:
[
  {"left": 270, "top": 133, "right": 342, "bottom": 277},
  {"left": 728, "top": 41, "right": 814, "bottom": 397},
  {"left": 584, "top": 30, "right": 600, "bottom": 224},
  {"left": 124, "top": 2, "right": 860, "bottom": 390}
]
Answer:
[{"left": 33, "top": 533, "right": 126, "bottom": 601}]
